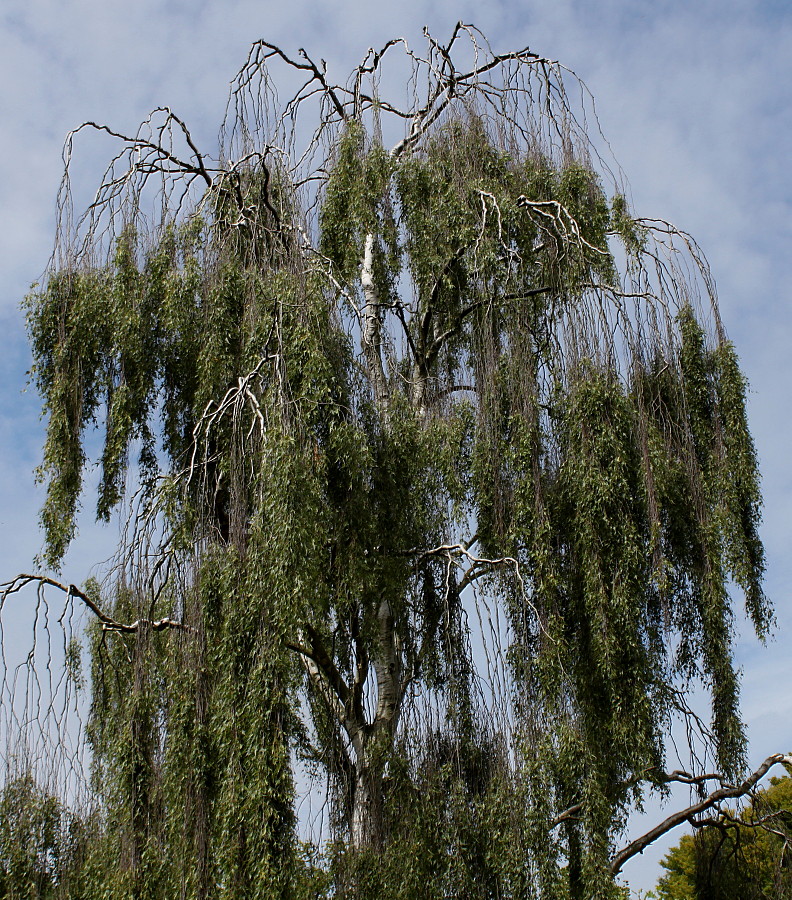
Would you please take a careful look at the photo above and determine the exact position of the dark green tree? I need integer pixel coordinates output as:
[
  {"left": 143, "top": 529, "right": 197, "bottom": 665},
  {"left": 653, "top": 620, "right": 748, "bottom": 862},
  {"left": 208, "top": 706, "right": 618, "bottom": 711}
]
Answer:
[
  {"left": 0, "top": 772, "right": 102, "bottom": 900},
  {"left": 1, "top": 25, "right": 781, "bottom": 899}
]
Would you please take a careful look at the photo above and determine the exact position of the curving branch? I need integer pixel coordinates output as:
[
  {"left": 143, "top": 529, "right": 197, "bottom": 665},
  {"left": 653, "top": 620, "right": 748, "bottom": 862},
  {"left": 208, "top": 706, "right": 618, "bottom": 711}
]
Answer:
[
  {"left": 610, "top": 753, "right": 792, "bottom": 875},
  {"left": 1, "top": 574, "right": 193, "bottom": 634}
]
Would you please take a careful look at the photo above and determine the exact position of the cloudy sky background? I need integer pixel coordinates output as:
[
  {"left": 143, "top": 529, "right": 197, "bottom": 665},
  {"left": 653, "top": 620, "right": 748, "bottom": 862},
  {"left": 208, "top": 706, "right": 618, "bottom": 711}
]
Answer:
[{"left": 1, "top": 0, "right": 790, "bottom": 893}]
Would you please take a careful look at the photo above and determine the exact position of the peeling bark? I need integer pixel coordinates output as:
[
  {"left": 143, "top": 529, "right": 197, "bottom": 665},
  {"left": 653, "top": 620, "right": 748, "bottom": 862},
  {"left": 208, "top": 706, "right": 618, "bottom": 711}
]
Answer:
[{"left": 361, "top": 234, "right": 389, "bottom": 411}]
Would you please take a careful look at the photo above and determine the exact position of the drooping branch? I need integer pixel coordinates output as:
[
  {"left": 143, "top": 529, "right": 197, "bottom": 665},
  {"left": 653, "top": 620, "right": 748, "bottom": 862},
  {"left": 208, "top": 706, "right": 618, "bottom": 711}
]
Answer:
[
  {"left": 1, "top": 574, "right": 193, "bottom": 634},
  {"left": 68, "top": 112, "right": 214, "bottom": 192},
  {"left": 389, "top": 25, "right": 553, "bottom": 159},
  {"left": 234, "top": 39, "right": 349, "bottom": 123}
]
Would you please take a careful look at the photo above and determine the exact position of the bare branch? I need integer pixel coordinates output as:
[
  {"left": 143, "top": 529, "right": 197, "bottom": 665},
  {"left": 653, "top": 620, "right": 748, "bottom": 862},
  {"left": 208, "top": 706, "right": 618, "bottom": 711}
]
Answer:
[
  {"left": 610, "top": 753, "right": 792, "bottom": 875},
  {"left": 1, "top": 574, "right": 193, "bottom": 634}
]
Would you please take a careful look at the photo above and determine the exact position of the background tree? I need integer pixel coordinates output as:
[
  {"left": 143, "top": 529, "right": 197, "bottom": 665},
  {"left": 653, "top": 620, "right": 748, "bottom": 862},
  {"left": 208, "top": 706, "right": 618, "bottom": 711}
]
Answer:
[
  {"left": 0, "top": 24, "right": 782, "bottom": 899},
  {"left": 0, "top": 771, "right": 101, "bottom": 900},
  {"left": 0, "top": 774, "right": 63, "bottom": 899}
]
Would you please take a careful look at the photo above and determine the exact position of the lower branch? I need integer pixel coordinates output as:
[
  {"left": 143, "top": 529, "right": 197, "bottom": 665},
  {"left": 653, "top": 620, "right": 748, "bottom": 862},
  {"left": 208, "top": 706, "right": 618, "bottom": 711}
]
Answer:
[
  {"left": 610, "top": 752, "right": 792, "bottom": 875},
  {"left": 1, "top": 574, "right": 193, "bottom": 633}
]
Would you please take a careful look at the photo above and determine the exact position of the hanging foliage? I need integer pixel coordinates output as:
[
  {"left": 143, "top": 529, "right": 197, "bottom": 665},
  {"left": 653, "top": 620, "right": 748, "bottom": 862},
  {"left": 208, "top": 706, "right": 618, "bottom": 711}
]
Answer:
[{"left": 2, "top": 24, "right": 775, "bottom": 900}]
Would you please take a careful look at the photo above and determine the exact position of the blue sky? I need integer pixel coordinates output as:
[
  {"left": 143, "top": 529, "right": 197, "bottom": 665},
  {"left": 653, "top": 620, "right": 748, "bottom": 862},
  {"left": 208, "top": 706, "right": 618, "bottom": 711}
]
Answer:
[{"left": 1, "top": 1, "right": 790, "bottom": 893}]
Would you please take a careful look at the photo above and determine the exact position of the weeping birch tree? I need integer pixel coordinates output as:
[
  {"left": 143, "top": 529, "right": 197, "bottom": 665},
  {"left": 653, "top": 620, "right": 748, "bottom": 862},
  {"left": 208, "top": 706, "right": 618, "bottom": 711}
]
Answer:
[{"left": 1, "top": 24, "right": 783, "bottom": 900}]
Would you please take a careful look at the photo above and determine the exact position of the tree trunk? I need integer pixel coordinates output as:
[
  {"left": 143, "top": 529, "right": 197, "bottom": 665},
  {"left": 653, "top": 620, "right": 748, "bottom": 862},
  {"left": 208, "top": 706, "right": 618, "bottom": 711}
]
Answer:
[
  {"left": 348, "top": 597, "right": 401, "bottom": 850},
  {"left": 351, "top": 754, "right": 385, "bottom": 850}
]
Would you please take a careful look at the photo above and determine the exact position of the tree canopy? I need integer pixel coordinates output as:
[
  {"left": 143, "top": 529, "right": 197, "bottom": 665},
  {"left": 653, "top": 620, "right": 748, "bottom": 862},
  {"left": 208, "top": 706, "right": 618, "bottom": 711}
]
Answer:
[{"left": 0, "top": 24, "right": 779, "bottom": 900}]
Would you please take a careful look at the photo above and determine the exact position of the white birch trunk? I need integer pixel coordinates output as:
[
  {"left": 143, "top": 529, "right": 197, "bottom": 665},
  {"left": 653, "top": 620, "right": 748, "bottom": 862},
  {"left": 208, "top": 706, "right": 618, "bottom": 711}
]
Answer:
[{"left": 361, "top": 233, "right": 389, "bottom": 410}]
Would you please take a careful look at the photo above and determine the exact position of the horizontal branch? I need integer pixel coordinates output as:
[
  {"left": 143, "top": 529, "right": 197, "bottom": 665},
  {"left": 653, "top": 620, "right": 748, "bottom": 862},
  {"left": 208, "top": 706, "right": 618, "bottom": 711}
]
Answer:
[{"left": 1, "top": 574, "right": 193, "bottom": 634}]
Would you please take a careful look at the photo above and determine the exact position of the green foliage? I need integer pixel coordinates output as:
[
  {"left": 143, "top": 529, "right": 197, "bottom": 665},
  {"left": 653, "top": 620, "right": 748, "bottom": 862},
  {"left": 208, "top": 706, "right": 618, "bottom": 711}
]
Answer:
[
  {"left": 656, "top": 777, "right": 792, "bottom": 899},
  {"left": 320, "top": 121, "right": 398, "bottom": 289},
  {"left": 0, "top": 774, "right": 106, "bottom": 900},
  {"left": 18, "top": 33, "right": 770, "bottom": 900},
  {"left": 610, "top": 194, "right": 647, "bottom": 256},
  {"left": 0, "top": 775, "right": 64, "bottom": 899}
]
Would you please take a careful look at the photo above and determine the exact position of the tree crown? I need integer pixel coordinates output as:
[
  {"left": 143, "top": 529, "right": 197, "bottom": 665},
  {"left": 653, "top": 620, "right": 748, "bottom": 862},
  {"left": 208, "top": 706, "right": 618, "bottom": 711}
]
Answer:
[{"left": 5, "top": 25, "right": 772, "bottom": 900}]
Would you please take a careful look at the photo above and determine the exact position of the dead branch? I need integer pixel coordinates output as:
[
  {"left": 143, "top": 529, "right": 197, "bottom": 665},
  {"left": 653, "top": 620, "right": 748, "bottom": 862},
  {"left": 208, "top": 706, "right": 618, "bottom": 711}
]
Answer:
[
  {"left": 1, "top": 574, "right": 193, "bottom": 634},
  {"left": 610, "top": 753, "right": 792, "bottom": 875}
]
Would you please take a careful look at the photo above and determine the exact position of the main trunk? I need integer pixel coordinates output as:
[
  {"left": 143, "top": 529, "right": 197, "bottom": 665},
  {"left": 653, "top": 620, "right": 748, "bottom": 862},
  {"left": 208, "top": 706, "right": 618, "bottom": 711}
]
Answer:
[
  {"left": 350, "top": 754, "right": 385, "bottom": 850},
  {"left": 348, "top": 596, "right": 401, "bottom": 850}
]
